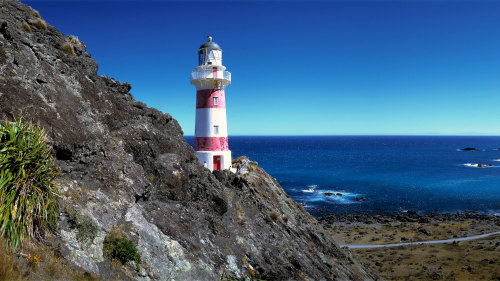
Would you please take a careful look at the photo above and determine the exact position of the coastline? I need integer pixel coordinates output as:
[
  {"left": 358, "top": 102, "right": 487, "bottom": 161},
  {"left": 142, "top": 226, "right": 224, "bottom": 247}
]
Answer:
[{"left": 319, "top": 210, "right": 500, "bottom": 280}]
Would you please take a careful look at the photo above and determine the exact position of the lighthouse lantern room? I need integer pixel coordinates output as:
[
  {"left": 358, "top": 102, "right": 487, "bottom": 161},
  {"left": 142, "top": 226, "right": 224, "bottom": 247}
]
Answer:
[{"left": 190, "top": 36, "right": 232, "bottom": 171}]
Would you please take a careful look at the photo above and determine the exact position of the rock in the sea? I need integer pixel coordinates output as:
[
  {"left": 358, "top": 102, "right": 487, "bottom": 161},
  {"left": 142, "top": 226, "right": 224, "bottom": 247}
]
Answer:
[
  {"left": 354, "top": 196, "right": 366, "bottom": 202},
  {"left": 460, "top": 147, "right": 479, "bottom": 151},
  {"left": 324, "top": 192, "right": 334, "bottom": 196}
]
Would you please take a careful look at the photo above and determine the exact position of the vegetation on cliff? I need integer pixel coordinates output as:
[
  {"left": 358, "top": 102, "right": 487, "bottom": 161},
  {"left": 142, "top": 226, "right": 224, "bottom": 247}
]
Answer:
[{"left": 0, "top": 117, "right": 59, "bottom": 251}]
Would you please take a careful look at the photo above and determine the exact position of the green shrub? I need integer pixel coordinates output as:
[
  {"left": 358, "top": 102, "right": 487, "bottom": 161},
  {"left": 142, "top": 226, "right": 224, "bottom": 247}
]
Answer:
[
  {"left": 60, "top": 42, "right": 76, "bottom": 56},
  {"left": 105, "top": 235, "right": 141, "bottom": 268},
  {"left": 0, "top": 117, "right": 59, "bottom": 251}
]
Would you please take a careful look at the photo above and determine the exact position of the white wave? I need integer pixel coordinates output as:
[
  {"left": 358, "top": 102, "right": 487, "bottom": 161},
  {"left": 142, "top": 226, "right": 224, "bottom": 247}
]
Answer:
[
  {"left": 493, "top": 159, "right": 500, "bottom": 162},
  {"left": 302, "top": 184, "right": 318, "bottom": 193},
  {"left": 463, "top": 163, "right": 496, "bottom": 168}
]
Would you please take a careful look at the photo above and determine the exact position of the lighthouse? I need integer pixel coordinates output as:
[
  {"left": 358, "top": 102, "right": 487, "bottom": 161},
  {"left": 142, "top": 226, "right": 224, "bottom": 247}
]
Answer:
[{"left": 191, "top": 36, "right": 232, "bottom": 171}]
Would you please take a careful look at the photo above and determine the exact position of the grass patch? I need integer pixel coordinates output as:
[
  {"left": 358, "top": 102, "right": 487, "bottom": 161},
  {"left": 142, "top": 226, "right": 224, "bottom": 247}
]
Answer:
[
  {"left": 31, "top": 9, "right": 40, "bottom": 18},
  {"left": 269, "top": 211, "right": 278, "bottom": 222},
  {"left": 0, "top": 117, "right": 59, "bottom": 251},
  {"left": 281, "top": 215, "right": 288, "bottom": 224},
  {"left": 0, "top": 243, "right": 22, "bottom": 280},
  {"left": 20, "top": 21, "right": 32, "bottom": 33},
  {"left": 33, "top": 18, "right": 47, "bottom": 31},
  {"left": 104, "top": 230, "right": 141, "bottom": 270},
  {"left": 68, "top": 35, "right": 81, "bottom": 46},
  {"left": 60, "top": 42, "right": 76, "bottom": 56}
]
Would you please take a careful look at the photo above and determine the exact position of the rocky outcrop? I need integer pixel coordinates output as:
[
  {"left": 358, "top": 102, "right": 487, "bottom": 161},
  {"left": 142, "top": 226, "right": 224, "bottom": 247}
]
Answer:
[
  {"left": 0, "top": 1, "right": 376, "bottom": 280},
  {"left": 459, "top": 147, "right": 479, "bottom": 151}
]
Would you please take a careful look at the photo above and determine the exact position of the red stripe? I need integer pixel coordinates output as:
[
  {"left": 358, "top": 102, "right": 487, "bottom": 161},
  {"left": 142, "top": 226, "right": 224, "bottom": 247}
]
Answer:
[
  {"left": 196, "top": 89, "right": 226, "bottom": 109},
  {"left": 195, "top": 137, "right": 228, "bottom": 151}
]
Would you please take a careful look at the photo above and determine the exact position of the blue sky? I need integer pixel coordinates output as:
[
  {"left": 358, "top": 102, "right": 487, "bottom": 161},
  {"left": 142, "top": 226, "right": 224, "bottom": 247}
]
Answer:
[{"left": 25, "top": 0, "right": 500, "bottom": 135}]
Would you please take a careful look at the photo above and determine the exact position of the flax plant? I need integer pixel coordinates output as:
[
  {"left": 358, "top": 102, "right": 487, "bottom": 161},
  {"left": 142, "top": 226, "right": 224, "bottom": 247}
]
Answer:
[{"left": 0, "top": 117, "right": 59, "bottom": 251}]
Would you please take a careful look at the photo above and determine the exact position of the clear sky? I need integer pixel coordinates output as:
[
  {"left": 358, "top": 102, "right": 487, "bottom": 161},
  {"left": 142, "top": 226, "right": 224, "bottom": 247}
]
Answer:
[{"left": 25, "top": 0, "right": 500, "bottom": 136}]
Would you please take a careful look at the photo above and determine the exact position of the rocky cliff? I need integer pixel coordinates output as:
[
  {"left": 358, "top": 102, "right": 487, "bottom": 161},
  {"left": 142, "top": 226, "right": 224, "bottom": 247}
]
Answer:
[{"left": 0, "top": 1, "right": 376, "bottom": 280}]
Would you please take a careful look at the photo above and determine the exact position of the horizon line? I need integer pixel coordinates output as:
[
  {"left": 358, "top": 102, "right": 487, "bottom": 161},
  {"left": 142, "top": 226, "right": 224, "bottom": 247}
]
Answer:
[
  {"left": 24, "top": 0, "right": 498, "bottom": 2},
  {"left": 184, "top": 134, "right": 500, "bottom": 137}
]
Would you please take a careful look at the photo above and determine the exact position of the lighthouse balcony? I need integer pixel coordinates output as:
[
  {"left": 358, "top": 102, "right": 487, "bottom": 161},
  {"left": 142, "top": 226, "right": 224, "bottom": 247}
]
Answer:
[{"left": 190, "top": 69, "right": 231, "bottom": 83}]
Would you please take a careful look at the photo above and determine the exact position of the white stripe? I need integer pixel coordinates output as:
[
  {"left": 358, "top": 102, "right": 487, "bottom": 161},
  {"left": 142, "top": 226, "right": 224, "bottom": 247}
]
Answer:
[
  {"left": 193, "top": 81, "right": 229, "bottom": 90},
  {"left": 195, "top": 108, "right": 228, "bottom": 137}
]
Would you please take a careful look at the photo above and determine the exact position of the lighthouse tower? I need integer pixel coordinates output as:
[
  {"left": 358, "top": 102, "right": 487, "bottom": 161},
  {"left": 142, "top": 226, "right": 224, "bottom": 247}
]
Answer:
[{"left": 191, "top": 36, "right": 232, "bottom": 171}]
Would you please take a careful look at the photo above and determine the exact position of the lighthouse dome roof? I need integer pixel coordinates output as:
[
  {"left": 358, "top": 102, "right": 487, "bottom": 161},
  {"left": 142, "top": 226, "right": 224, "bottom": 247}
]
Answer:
[{"left": 199, "top": 36, "right": 222, "bottom": 51}]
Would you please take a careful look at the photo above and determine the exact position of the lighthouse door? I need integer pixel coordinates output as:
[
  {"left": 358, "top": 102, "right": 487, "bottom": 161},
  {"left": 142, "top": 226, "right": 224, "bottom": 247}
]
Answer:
[{"left": 213, "top": 156, "right": 222, "bottom": 170}]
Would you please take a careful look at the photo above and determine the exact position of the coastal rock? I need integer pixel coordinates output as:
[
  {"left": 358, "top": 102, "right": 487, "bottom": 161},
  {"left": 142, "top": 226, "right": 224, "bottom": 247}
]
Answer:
[
  {"left": 466, "top": 163, "right": 494, "bottom": 168},
  {"left": 417, "top": 226, "right": 431, "bottom": 236},
  {"left": 0, "top": 1, "right": 376, "bottom": 280},
  {"left": 460, "top": 147, "right": 479, "bottom": 151}
]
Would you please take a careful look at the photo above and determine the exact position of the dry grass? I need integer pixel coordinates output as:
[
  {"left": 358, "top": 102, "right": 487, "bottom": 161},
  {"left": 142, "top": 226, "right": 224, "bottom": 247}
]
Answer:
[
  {"left": 281, "top": 215, "right": 289, "bottom": 224},
  {"left": 269, "top": 211, "right": 279, "bottom": 222},
  {"left": 235, "top": 201, "right": 245, "bottom": 221},
  {"left": 329, "top": 219, "right": 500, "bottom": 280},
  {"left": 352, "top": 236, "right": 500, "bottom": 280},
  {"left": 0, "top": 240, "right": 102, "bottom": 280},
  {"left": 20, "top": 21, "right": 32, "bottom": 33},
  {"left": 61, "top": 42, "right": 76, "bottom": 56},
  {"left": 329, "top": 220, "right": 496, "bottom": 245},
  {"left": 33, "top": 18, "right": 47, "bottom": 31},
  {"left": 68, "top": 35, "right": 81, "bottom": 46},
  {"left": 0, "top": 246, "right": 22, "bottom": 280},
  {"left": 31, "top": 9, "right": 40, "bottom": 18}
]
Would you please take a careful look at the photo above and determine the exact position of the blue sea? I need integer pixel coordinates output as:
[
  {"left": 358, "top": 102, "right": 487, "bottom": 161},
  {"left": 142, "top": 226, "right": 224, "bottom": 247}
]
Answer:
[{"left": 185, "top": 136, "right": 500, "bottom": 216}]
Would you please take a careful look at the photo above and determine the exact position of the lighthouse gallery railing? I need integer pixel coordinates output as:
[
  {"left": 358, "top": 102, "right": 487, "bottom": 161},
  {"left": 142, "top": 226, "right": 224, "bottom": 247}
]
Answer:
[{"left": 190, "top": 69, "right": 231, "bottom": 82}]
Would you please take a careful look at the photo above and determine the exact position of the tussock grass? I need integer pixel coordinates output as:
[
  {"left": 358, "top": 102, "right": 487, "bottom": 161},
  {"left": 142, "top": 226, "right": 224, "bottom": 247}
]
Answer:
[
  {"left": 0, "top": 244, "right": 22, "bottom": 280},
  {"left": 33, "top": 18, "right": 47, "bottom": 31},
  {"left": 20, "top": 21, "right": 32, "bottom": 33},
  {"left": 0, "top": 117, "right": 59, "bottom": 251},
  {"left": 31, "top": 9, "right": 40, "bottom": 18},
  {"left": 68, "top": 35, "right": 81, "bottom": 46},
  {"left": 281, "top": 215, "right": 288, "bottom": 224},
  {"left": 269, "top": 211, "right": 279, "bottom": 222},
  {"left": 60, "top": 42, "right": 76, "bottom": 56}
]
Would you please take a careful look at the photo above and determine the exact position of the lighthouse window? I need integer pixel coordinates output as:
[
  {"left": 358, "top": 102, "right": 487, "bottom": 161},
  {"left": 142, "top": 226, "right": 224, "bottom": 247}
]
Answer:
[
  {"left": 213, "top": 97, "right": 219, "bottom": 105},
  {"left": 214, "top": 125, "right": 219, "bottom": 135}
]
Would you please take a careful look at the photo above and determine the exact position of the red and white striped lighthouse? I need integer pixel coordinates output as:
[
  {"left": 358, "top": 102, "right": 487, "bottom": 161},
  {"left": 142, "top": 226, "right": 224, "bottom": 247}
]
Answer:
[{"left": 191, "top": 36, "right": 232, "bottom": 171}]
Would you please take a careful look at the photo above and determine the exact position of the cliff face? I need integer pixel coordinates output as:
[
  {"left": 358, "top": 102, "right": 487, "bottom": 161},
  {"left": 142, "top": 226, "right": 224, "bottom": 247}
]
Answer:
[{"left": 0, "top": 1, "right": 376, "bottom": 280}]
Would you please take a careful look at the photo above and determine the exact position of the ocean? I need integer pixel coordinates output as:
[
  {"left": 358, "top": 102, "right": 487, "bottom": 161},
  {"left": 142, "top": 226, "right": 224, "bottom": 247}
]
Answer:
[{"left": 185, "top": 136, "right": 500, "bottom": 216}]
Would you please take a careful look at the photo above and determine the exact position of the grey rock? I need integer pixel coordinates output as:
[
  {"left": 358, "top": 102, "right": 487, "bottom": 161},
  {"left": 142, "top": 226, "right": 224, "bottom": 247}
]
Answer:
[{"left": 0, "top": 1, "right": 377, "bottom": 280}]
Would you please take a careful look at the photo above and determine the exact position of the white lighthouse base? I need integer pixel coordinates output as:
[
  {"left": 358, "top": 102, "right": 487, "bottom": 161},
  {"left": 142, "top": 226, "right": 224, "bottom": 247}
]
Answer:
[{"left": 196, "top": 150, "right": 232, "bottom": 171}]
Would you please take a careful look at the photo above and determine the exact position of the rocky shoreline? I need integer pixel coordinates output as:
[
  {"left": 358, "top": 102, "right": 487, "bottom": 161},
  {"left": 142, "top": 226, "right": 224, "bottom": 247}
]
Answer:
[
  {"left": 319, "top": 210, "right": 500, "bottom": 280},
  {"left": 319, "top": 210, "right": 500, "bottom": 225}
]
